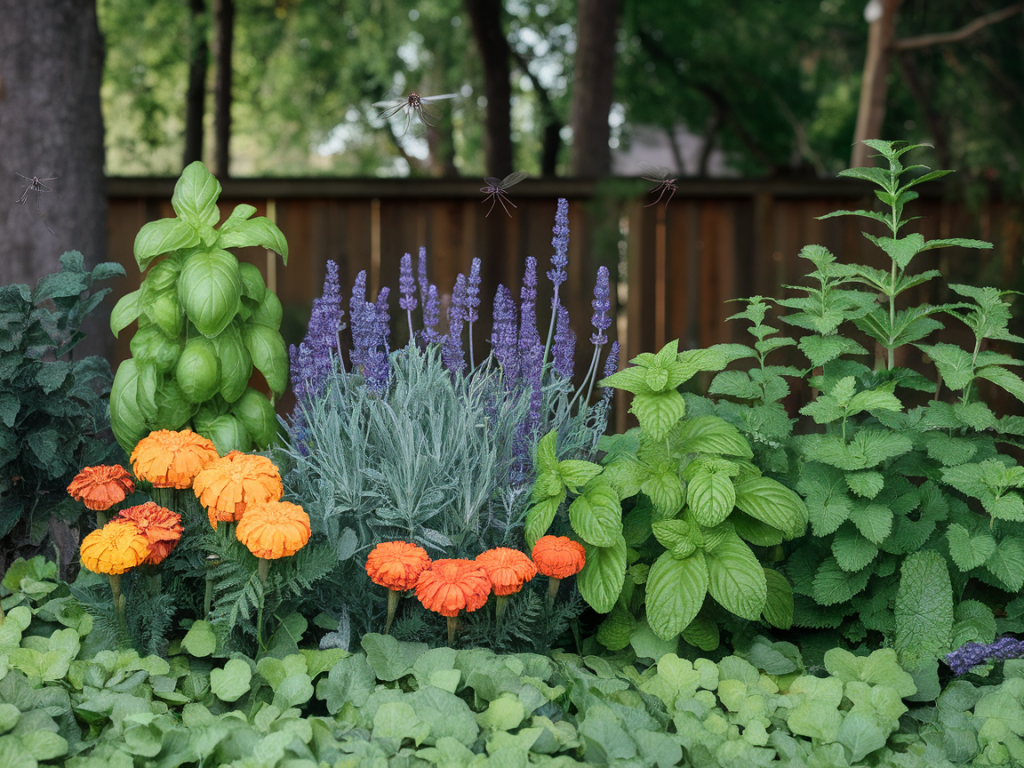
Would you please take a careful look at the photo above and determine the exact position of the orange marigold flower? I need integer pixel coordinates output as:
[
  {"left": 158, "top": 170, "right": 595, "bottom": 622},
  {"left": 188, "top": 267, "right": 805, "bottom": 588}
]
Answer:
[
  {"left": 235, "top": 500, "right": 311, "bottom": 559},
  {"left": 67, "top": 465, "right": 135, "bottom": 511},
  {"left": 532, "top": 536, "right": 586, "bottom": 579},
  {"left": 415, "top": 559, "right": 492, "bottom": 618},
  {"left": 130, "top": 429, "right": 220, "bottom": 489},
  {"left": 80, "top": 520, "right": 150, "bottom": 575},
  {"left": 117, "top": 502, "right": 183, "bottom": 565},
  {"left": 192, "top": 451, "right": 284, "bottom": 528},
  {"left": 476, "top": 547, "right": 537, "bottom": 596},
  {"left": 365, "top": 541, "right": 431, "bottom": 592}
]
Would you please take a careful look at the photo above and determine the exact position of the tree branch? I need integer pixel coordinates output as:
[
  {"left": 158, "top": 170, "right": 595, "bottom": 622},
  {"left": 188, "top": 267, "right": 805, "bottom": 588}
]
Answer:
[{"left": 892, "top": 3, "right": 1023, "bottom": 51}]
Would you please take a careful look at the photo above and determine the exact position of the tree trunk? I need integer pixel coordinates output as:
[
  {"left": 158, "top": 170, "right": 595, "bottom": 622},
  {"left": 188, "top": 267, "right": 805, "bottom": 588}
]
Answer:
[
  {"left": 213, "top": 0, "right": 234, "bottom": 177},
  {"left": 464, "top": 0, "right": 513, "bottom": 178},
  {"left": 0, "top": 0, "right": 108, "bottom": 353},
  {"left": 851, "top": 0, "right": 903, "bottom": 168},
  {"left": 184, "top": 0, "right": 209, "bottom": 167},
  {"left": 570, "top": 0, "right": 621, "bottom": 178}
]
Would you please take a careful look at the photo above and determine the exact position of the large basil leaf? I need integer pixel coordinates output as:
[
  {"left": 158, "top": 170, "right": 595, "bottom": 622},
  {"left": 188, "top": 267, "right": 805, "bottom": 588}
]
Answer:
[
  {"left": 214, "top": 325, "right": 252, "bottom": 403},
  {"left": 217, "top": 217, "right": 289, "bottom": 263},
  {"left": 176, "top": 338, "right": 221, "bottom": 403},
  {"left": 110, "top": 289, "right": 142, "bottom": 338},
  {"left": 251, "top": 290, "right": 283, "bottom": 329},
  {"left": 133, "top": 219, "right": 200, "bottom": 271},
  {"left": 242, "top": 324, "right": 289, "bottom": 396},
  {"left": 178, "top": 250, "right": 241, "bottom": 338},
  {"left": 154, "top": 377, "right": 198, "bottom": 431},
  {"left": 129, "top": 327, "right": 183, "bottom": 373},
  {"left": 568, "top": 484, "right": 622, "bottom": 547},
  {"left": 204, "top": 414, "right": 252, "bottom": 456},
  {"left": 109, "top": 359, "right": 148, "bottom": 454},
  {"left": 171, "top": 161, "right": 222, "bottom": 229},
  {"left": 578, "top": 535, "right": 627, "bottom": 614},
  {"left": 231, "top": 388, "right": 278, "bottom": 448},
  {"left": 646, "top": 551, "right": 708, "bottom": 640}
]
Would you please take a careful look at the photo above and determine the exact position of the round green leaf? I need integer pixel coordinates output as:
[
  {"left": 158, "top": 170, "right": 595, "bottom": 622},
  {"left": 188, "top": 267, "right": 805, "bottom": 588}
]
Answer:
[
  {"left": 176, "top": 339, "right": 220, "bottom": 403},
  {"left": 686, "top": 469, "right": 736, "bottom": 528},
  {"left": 0, "top": 703, "right": 19, "bottom": 734},
  {"left": 204, "top": 414, "right": 252, "bottom": 456},
  {"left": 193, "top": 397, "right": 230, "bottom": 434},
  {"left": 134, "top": 218, "right": 200, "bottom": 271},
  {"left": 214, "top": 326, "right": 252, "bottom": 403},
  {"left": 109, "top": 359, "right": 149, "bottom": 455},
  {"left": 238, "top": 262, "right": 267, "bottom": 303},
  {"left": 251, "top": 290, "right": 283, "bottom": 329},
  {"left": 578, "top": 535, "right": 627, "bottom": 614},
  {"left": 646, "top": 551, "right": 708, "bottom": 640},
  {"left": 242, "top": 324, "right": 289, "bottom": 395},
  {"left": 211, "top": 658, "right": 252, "bottom": 702},
  {"left": 130, "top": 326, "right": 183, "bottom": 373},
  {"left": 181, "top": 620, "right": 217, "bottom": 657},
  {"left": 144, "top": 254, "right": 185, "bottom": 294},
  {"left": 568, "top": 484, "right": 622, "bottom": 547},
  {"left": 704, "top": 536, "right": 768, "bottom": 621},
  {"left": 178, "top": 249, "right": 242, "bottom": 338},
  {"left": 231, "top": 388, "right": 278, "bottom": 448}
]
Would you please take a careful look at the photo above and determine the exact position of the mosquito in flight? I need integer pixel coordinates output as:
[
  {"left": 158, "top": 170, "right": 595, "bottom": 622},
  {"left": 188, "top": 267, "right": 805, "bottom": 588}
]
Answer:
[
  {"left": 372, "top": 91, "right": 459, "bottom": 136},
  {"left": 480, "top": 172, "right": 528, "bottom": 218},
  {"left": 15, "top": 172, "right": 58, "bottom": 234},
  {"left": 640, "top": 163, "right": 678, "bottom": 209}
]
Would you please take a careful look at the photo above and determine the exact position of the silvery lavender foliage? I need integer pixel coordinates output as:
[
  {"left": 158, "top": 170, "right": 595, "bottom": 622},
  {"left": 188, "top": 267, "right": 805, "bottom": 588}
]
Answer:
[
  {"left": 491, "top": 285, "right": 519, "bottom": 381},
  {"left": 590, "top": 265, "right": 612, "bottom": 346},
  {"left": 946, "top": 637, "right": 1024, "bottom": 675},
  {"left": 552, "top": 306, "right": 575, "bottom": 380},
  {"left": 444, "top": 274, "right": 468, "bottom": 374},
  {"left": 289, "top": 260, "right": 345, "bottom": 404}
]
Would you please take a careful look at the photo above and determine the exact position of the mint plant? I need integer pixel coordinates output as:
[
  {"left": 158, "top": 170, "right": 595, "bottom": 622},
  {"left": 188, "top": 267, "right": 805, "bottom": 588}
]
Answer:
[
  {"left": 701, "top": 141, "right": 1024, "bottom": 674},
  {"left": 108, "top": 162, "right": 289, "bottom": 456},
  {"left": 526, "top": 339, "right": 809, "bottom": 649}
]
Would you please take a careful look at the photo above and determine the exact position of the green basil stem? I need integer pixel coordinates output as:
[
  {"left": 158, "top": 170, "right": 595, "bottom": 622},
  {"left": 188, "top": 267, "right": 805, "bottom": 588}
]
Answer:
[{"left": 385, "top": 590, "right": 400, "bottom": 635}]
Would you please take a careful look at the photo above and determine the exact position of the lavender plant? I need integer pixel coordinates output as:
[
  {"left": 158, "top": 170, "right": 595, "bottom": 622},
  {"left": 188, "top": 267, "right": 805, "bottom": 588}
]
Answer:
[{"left": 281, "top": 199, "right": 617, "bottom": 649}]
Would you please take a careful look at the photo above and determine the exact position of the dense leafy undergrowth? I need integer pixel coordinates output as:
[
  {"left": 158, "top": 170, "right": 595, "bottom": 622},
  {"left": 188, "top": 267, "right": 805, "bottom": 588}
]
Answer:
[{"left": 3, "top": 556, "right": 1024, "bottom": 768}]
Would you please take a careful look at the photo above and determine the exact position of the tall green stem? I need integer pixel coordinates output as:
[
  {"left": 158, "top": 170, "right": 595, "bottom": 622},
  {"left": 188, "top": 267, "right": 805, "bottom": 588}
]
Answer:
[{"left": 109, "top": 574, "right": 128, "bottom": 640}]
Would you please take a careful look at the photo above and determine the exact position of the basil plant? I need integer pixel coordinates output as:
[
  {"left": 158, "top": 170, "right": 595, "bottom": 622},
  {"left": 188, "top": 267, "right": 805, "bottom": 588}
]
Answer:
[{"left": 109, "top": 162, "right": 289, "bottom": 455}]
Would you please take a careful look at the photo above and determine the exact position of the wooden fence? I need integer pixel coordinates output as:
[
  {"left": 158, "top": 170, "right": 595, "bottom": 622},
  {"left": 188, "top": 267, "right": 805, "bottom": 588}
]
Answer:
[{"left": 106, "top": 177, "right": 1023, "bottom": 429}]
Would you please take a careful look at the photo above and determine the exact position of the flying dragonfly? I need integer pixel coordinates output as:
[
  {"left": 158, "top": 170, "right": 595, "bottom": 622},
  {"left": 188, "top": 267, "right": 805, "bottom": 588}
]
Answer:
[
  {"left": 640, "top": 163, "right": 678, "bottom": 209},
  {"left": 480, "top": 172, "right": 528, "bottom": 218},
  {"left": 14, "top": 172, "right": 58, "bottom": 234},
  {"left": 372, "top": 91, "right": 459, "bottom": 136}
]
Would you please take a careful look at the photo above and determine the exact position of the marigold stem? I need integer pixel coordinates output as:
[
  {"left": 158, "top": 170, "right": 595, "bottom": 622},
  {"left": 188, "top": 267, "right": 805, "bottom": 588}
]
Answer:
[
  {"left": 547, "top": 577, "right": 562, "bottom": 607},
  {"left": 258, "top": 558, "right": 270, "bottom": 583},
  {"left": 496, "top": 595, "right": 509, "bottom": 625},
  {"left": 385, "top": 590, "right": 400, "bottom": 635},
  {"left": 447, "top": 615, "right": 458, "bottom": 647},
  {"left": 109, "top": 574, "right": 128, "bottom": 639},
  {"left": 96, "top": 511, "right": 109, "bottom": 527}
]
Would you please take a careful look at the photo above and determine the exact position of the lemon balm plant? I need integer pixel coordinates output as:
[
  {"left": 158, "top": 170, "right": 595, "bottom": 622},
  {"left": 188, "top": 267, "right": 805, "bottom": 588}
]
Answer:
[{"left": 108, "top": 162, "right": 289, "bottom": 456}]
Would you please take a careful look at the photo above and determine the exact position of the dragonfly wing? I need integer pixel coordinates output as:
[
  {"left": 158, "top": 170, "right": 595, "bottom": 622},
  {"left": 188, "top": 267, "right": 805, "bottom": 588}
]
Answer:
[
  {"left": 484, "top": 177, "right": 503, "bottom": 187},
  {"left": 640, "top": 162, "right": 670, "bottom": 180},
  {"left": 501, "top": 171, "right": 529, "bottom": 187},
  {"left": 420, "top": 92, "right": 459, "bottom": 102}
]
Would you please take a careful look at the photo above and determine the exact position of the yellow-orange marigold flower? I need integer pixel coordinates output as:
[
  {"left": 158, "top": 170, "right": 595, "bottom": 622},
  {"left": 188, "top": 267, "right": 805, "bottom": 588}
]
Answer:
[
  {"left": 192, "top": 451, "right": 283, "bottom": 528},
  {"left": 365, "top": 541, "right": 431, "bottom": 592},
  {"left": 531, "top": 536, "right": 586, "bottom": 579},
  {"left": 130, "top": 429, "right": 219, "bottom": 489},
  {"left": 415, "top": 559, "right": 492, "bottom": 618},
  {"left": 67, "top": 465, "right": 135, "bottom": 511},
  {"left": 476, "top": 547, "right": 537, "bottom": 596},
  {"left": 80, "top": 520, "right": 150, "bottom": 575},
  {"left": 235, "top": 500, "right": 311, "bottom": 559},
  {"left": 117, "top": 502, "right": 183, "bottom": 565}
]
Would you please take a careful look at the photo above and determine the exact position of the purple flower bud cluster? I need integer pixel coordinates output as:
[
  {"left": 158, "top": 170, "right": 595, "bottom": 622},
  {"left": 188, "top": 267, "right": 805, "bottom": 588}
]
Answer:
[
  {"left": 946, "top": 637, "right": 1024, "bottom": 676},
  {"left": 399, "top": 253, "right": 417, "bottom": 312},
  {"left": 590, "top": 265, "right": 612, "bottom": 346},
  {"left": 444, "top": 274, "right": 467, "bottom": 374},
  {"left": 602, "top": 341, "right": 620, "bottom": 404},
  {"left": 466, "top": 258, "right": 481, "bottom": 324},
  {"left": 518, "top": 258, "right": 543, "bottom": 426},
  {"left": 547, "top": 198, "right": 569, "bottom": 291},
  {"left": 418, "top": 247, "right": 442, "bottom": 344},
  {"left": 349, "top": 271, "right": 391, "bottom": 394},
  {"left": 553, "top": 306, "right": 575, "bottom": 380},
  {"left": 491, "top": 285, "right": 519, "bottom": 381},
  {"left": 290, "top": 260, "right": 345, "bottom": 404}
]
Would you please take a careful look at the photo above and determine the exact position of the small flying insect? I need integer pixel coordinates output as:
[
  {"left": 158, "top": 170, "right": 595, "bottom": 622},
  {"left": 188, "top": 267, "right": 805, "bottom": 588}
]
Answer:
[
  {"left": 372, "top": 91, "right": 459, "bottom": 136},
  {"left": 480, "top": 171, "right": 528, "bottom": 218},
  {"left": 640, "top": 163, "right": 678, "bottom": 209},
  {"left": 14, "top": 172, "right": 59, "bottom": 234}
]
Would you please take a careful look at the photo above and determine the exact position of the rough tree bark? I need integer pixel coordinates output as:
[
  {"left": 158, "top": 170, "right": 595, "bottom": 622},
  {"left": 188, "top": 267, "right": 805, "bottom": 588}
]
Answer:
[
  {"left": 0, "top": 0, "right": 108, "bottom": 338},
  {"left": 213, "top": 0, "right": 234, "bottom": 177},
  {"left": 569, "top": 0, "right": 621, "bottom": 177},
  {"left": 464, "top": 0, "right": 514, "bottom": 178},
  {"left": 184, "top": 0, "right": 209, "bottom": 167},
  {"left": 851, "top": 0, "right": 903, "bottom": 168}
]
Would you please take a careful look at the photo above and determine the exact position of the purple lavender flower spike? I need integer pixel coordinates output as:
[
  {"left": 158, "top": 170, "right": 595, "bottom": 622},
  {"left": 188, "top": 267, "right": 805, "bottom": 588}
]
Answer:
[
  {"left": 553, "top": 306, "right": 575, "bottom": 380},
  {"left": 547, "top": 198, "right": 569, "bottom": 290},
  {"left": 590, "top": 265, "right": 612, "bottom": 346},
  {"left": 364, "top": 287, "right": 391, "bottom": 394},
  {"left": 349, "top": 271, "right": 373, "bottom": 370},
  {"left": 443, "top": 308, "right": 466, "bottom": 375},
  {"left": 375, "top": 287, "right": 391, "bottom": 354},
  {"left": 519, "top": 257, "right": 542, "bottom": 422},
  {"left": 466, "top": 258, "right": 481, "bottom": 324},
  {"left": 491, "top": 285, "right": 519, "bottom": 380},
  {"left": 947, "top": 637, "right": 1024, "bottom": 676},
  {"left": 421, "top": 284, "right": 442, "bottom": 344},
  {"left": 601, "top": 340, "right": 620, "bottom": 403},
  {"left": 451, "top": 273, "right": 469, "bottom": 325},
  {"left": 288, "top": 343, "right": 306, "bottom": 404},
  {"left": 399, "top": 253, "right": 417, "bottom": 312},
  {"left": 417, "top": 246, "right": 429, "bottom": 295},
  {"left": 291, "top": 260, "right": 345, "bottom": 404}
]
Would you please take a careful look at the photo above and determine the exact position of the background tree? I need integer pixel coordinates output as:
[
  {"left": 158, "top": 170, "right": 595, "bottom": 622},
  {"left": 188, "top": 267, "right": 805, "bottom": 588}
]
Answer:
[
  {"left": 569, "top": 0, "right": 621, "bottom": 177},
  {"left": 0, "top": 0, "right": 109, "bottom": 351}
]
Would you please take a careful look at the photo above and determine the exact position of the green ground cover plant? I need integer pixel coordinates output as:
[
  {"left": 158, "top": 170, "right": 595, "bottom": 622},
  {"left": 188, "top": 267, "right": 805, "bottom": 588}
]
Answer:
[
  {"left": 0, "top": 253, "right": 125, "bottom": 560},
  {"left": 109, "top": 162, "right": 289, "bottom": 456}
]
